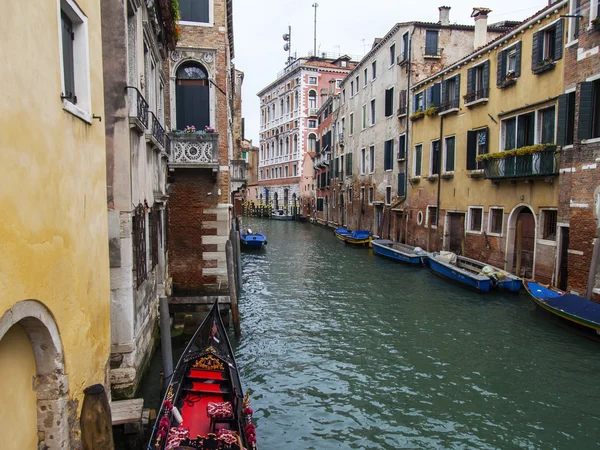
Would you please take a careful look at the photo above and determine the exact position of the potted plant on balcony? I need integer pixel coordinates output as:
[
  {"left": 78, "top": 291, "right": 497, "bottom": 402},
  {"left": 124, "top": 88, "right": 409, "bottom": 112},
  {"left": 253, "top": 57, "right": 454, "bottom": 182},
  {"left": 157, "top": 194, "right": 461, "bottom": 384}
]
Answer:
[
  {"left": 533, "top": 57, "right": 555, "bottom": 74},
  {"left": 424, "top": 106, "right": 439, "bottom": 117},
  {"left": 205, "top": 125, "right": 215, "bottom": 133},
  {"left": 183, "top": 125, "right": 196, "bottom": 134},
  {"left": 409, "top": 109, "right": 425, "bottom": 121}
]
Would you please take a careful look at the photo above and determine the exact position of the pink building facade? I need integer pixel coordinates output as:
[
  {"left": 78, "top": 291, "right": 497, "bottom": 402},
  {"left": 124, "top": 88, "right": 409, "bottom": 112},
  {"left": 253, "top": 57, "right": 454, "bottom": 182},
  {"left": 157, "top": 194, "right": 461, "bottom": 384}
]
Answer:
[{"left": 256, "top": 56, "right": 356, "bottom": 212}]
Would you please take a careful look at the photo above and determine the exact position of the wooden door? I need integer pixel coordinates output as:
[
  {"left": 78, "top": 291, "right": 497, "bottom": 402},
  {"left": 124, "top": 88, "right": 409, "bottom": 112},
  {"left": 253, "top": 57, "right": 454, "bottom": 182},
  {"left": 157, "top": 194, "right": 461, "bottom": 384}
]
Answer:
[{"left": 448, "top": 213, "right": 464, "bottom": 254}]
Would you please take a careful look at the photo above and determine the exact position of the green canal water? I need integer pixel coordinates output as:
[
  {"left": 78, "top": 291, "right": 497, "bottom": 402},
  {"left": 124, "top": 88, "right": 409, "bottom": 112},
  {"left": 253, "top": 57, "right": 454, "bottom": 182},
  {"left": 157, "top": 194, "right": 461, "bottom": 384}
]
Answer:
[{"left": 139, "top": 218, "right": 600, "bottom": 449}]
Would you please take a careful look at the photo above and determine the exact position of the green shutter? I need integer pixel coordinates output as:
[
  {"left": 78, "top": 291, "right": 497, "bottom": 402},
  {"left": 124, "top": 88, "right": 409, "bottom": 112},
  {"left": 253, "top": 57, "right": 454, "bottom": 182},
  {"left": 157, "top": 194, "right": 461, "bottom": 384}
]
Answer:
[
  {"left": 483, "top": 60, "right": 490, "bottom": 94},
  {"left": 578, "top": 82, "right": 594, "bottom": 140},
  {"left": 531, "top": 31, "right": 541, "bottom": 69},
  {"left": 398, "top": 172, "right": 406, "bottom": 196},
  {"left": 515, "top": 41, "right": 522, "bottom": 77},
  {"left": 467, "top": 68, "right": 474, "bottom": 95},
  {"left": 554, "top": 19, "right": 564, "bottom": 61},
  {"left": 466, "top": 130, "right": 477, "bottom": 170},
  {"left": 454, "top": 74, "right": 461, "bottom": 104},
  {"left": 497, "top": 50, "right": 506, "bottom": 85},
  {"left": 556, "top": 94, "right": 568, "bottom": 146}
]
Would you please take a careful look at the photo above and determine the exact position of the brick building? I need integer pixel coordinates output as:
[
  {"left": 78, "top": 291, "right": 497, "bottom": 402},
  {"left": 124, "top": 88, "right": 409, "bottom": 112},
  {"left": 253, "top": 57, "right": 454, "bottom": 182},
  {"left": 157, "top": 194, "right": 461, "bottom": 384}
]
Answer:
[
  {"left": 257, "top": 56, "right": 356, "bottom": 213},
  {"left": 166, "top": 0, "right": 237, "bottom": 294},
  {"left": 336, "top": 6, "right": 513, "bottom": 239},
  {"left": 559, "top": 0, "right": 600, "bottom": 298}
]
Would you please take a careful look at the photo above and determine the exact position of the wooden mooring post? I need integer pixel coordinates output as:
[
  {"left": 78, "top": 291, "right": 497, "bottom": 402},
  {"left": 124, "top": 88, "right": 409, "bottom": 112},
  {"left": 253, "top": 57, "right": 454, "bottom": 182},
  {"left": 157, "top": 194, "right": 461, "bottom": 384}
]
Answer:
[{"left": 226, "top": 240, "right": 241, "bottom": 336}]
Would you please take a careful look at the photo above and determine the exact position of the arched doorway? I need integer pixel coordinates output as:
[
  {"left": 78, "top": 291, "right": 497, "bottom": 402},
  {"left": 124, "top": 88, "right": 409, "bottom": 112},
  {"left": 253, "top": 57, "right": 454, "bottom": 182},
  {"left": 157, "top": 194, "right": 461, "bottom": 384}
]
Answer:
[
  {"left": 506, "top": 205, "right": 537, "bottom": 278},
  {"left": 176, "top": 62, "right": 210, "bottom": 130},
  {"left": 0, "top": 300, "right": 69, "bottom": 448}
]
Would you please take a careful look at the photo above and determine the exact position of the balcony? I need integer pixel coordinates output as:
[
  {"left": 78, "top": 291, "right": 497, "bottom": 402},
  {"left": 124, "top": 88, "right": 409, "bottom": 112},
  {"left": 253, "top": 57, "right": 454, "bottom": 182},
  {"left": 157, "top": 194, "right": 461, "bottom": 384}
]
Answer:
[
  {"left": 481, "top": 145, "right": 559, "bottom": 181},
  {"left": 308, "top": 108, "right": 319, "bottom": 117},
  {"left": 147, "top": 112, "right": 165, "bottom": 152},
  {"left": 314, "top": 151, "right": 330, "bottom": 169},
  {"left": 126, "top": 86, "right": 149, "bottom": 133},
  {"left": 438, "top": 98, "right": 459, "bottom": 115},
  {"left": 169, "top": 132, "right": 219, "bottom": 172},
  {"left": 464, "top": 89, "right": 489, "bottom": 107}
]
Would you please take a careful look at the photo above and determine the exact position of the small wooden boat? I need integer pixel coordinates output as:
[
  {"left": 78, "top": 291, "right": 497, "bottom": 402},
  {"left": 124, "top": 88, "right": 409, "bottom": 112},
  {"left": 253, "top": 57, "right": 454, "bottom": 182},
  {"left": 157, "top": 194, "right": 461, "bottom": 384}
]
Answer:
[
  {"left": 271, "top": 210, "right": 293, "bottom": 220},
  {"left": 428, "top": 252, "right": 522, "bottom": 293},
  {"left": 371, "top": 239, "right": 428, "bottom": 266},
  {"left": 148, "top": 301, "right": 257, "bottom": 450},
  {"left": 334, "top": 227, "right": 372, "bottom": 246},
  {"left": 240, "top": 230, "right": 267, "bottom": 250},
  {"left": 525, "top": 280, "right": 600, "bottom": 335}
]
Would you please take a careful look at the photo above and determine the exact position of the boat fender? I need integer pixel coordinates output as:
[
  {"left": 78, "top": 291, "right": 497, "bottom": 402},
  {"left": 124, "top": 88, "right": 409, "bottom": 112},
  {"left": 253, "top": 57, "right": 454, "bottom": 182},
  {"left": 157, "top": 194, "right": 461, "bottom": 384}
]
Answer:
[
  {"left": 264, "top": 240, "right": 268, "bottom": 245},
  {"left": 490, "top": 274, "right": 499, "bottom": 288},
  {"left": 172, "top": 406, "right": 183, "bottom": 425}
]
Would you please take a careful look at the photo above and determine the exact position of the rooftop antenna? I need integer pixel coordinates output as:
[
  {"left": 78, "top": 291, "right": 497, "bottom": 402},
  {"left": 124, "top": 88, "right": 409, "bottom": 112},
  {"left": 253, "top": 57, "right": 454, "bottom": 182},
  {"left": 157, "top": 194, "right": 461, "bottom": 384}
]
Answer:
[
  {"left": 283, "top": 26, "right": 292, "bottom": 65},
  {"left": 312, "top": 3, "right": 319, "bottom": 57},
  {"left": 361, "top": 38, "right": 367, "bottom": 54},
  {"left": 334, "top": 45, "right": 341, "bottom": 57}
]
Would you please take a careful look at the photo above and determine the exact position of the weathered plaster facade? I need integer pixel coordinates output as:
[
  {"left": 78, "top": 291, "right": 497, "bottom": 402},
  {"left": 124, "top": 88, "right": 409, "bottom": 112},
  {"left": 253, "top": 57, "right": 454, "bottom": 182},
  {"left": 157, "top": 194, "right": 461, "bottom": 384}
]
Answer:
[
  {"left": 0, "top": 0, "right": 111, "bottom": 446},
  {"left": 101, "top": 0, "right": 172, "bottom": 398}
]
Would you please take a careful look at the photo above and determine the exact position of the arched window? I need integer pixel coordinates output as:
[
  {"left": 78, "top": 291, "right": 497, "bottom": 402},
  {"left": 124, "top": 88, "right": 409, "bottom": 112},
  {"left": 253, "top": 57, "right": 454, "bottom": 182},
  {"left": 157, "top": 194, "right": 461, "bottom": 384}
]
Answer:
[
  {"left": 285, "top": 137, "right": 290, "bottom": 154},
  {"left": 280, "top": 99, "right": 284, "bottom": 117},
  {"left": 271, "top": 142, "right": 274, "bottom": 158},
  {"left": 294, "top": 91, "right": 299, "bottom": 110},
  {"left": 308, "top": 133, "right": 317, "bottom": 152},
  {"left": 176, "top": 62, "right": 210, "bottom": 130},
  {"left": 293, "top": 135, "right": 298, "bottom": 154},
  {"left": 286, "top": 96, "right": 291, "bottom": 113},
  {"left": 279, "top": 139, "right": 283, "bottom": 156},
  {"left": 308, "top": 90, "right": 317, "bottom": 109}
]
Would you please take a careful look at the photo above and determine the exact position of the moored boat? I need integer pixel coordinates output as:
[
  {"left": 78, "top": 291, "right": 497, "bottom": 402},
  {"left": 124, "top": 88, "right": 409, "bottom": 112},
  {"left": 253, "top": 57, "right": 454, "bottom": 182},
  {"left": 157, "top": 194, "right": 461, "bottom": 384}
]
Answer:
[
  {"left": 334, "top": 227, "right": 372, "bottom": 246},
  {"left": 271, "top": 209, "right": 294, "bottom": 220},
  {"left": 428, "top": 252, "right": 522, "bottom": 293},
  {"left": 148, "top": 301, "right": 257, "bottom": 450},
  {"left": 371, "top": 239, "right": 428, "bottom": 266},
  {"left": 240, "top": 230, "right": 267, "bottom": 249},
  {"left": 524, "top": 280, "right": 600, "bottom": 336}
]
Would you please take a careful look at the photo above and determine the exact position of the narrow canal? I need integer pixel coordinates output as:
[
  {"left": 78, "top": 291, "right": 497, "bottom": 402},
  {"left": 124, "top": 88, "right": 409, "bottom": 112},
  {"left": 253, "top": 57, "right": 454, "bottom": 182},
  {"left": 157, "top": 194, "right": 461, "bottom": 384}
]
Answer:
[{"left": 234, "top": 218, "right": 600, "bottom": 449}]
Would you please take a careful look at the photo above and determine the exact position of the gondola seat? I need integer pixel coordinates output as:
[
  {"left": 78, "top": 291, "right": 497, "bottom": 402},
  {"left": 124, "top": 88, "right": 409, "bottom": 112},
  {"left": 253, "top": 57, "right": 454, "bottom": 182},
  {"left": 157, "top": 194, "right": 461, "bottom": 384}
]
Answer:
[
  {"left": 207, "top": 401, "right": 233, "bottom": 419},
  {"left": 216, "top": 429, "right": 239, "bottom": 445}
]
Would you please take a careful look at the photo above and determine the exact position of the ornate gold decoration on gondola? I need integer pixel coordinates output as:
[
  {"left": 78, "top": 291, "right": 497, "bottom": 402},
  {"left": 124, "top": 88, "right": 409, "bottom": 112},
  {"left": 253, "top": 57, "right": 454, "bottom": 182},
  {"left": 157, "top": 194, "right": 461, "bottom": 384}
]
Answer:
[{"left": 192, "top": 353, "right": 224, "bottom": 371}]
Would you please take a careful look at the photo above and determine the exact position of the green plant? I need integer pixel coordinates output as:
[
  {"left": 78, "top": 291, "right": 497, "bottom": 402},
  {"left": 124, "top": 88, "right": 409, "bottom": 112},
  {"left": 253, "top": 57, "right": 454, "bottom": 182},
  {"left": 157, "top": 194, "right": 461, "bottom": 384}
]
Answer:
[
  {"left": 409, "top": 109, "right": 424, "bottom": 121},
  {"left": 424, "top": 106, "right": 439, "bottom": 117},
  {"left": 476, "top": 143, "right": 558, "bottom": 161}
]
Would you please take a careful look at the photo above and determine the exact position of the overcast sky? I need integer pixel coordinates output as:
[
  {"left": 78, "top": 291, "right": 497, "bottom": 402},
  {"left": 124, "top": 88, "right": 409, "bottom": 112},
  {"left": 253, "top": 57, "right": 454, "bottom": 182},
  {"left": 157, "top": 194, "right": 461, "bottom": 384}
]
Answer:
[{"left": 232, "top": 0, "right": 548, "bottom": 144}]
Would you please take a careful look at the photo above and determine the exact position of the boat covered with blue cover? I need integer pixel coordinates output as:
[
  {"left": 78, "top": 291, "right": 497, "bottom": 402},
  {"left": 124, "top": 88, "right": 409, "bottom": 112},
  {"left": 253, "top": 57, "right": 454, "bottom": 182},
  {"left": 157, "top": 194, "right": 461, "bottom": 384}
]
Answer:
[
  {"left": 334, "top": 227, "right": 372, "bottom": 246},
  {"left": 371, "top": 239, "right": 429, "bottom": 265},
  {"left": 525, "top": 280, "right": 600, "bottom": 334},
  {"left": 428, "top": 252, "right": 522, "bottom": 293},
  {"left": 240, "top": 230, "right": 267, "bottom": 249}
]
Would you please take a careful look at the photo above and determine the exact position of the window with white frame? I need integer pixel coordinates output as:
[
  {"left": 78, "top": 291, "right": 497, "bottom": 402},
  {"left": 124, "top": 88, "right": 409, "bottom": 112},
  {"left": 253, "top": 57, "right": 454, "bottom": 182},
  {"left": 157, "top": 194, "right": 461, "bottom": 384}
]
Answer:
[
  {"left": 426, "top": 206, "right": 438, "bottom": 227},
  {"left": 308, "top": 119, "right": 317, "bottom": 128},
  {"left": 414, "top": 144, "right": 422, "bottom": 176},
  {"left": 362, "top": 104, "right": 367, "bottom": 129},
  {"left": 488, "top": 207, "right": 504, "bottom": 235},
  {"left": 501, "top": 111, "right": 536, "bottom": 150},
  {"left": 369, "top": 145, "right": 375, "bottom": 173},
  {"left": 430, "top": 140, "right": 441, "bottom": 175},
  {"left": 444, "top": 136, "right": 455, "bottom": 172},
  {"left": 364, "top": 68, "right": 368, "bottom": 86},
  {"left": 308, "top": 133, "right": 316, "bottom": 152},
  {"left": 336, "top": 79, "right": 342, "bottom": 88},
  {"left": 293, "top": 164, "right": 297, "bottom": 176},
  {"left": 401, "top": 32, "right": 409, "bottom": 62},
  {"left": 360, "top": 148, "right": 366, "bottom": 174},
  {"left": 356, "top": 76, "right": 359, "bottom": 92},
  {"left": 360, "top": 186, "right": 365, "bottom": 203},
  {"left": 179, "top": 0, "right": 211, "bottom": 23},
  {"left": 351, "top": 81, "right": 354, "bottom": 96},
  {"left": 308, "top": 90, "right": 317, "bottom": 109},
  {"left": 59, "top": 0, "right": 91, "bottom": 121},
  {"left": 390, "top": 44, "right": 396, "bottom": 66},
  {"left": 369, "top": 186, "right": 374, "bottom": 204},
  {"left": 414, "top": 90, "right": 425, "bottom": 112},
  {"left": 540, "top": 209, "right": 558, "bottom": 240},
  {"left": 468, "top": 207, "right": 484, "bottom": 233},
  {"left": 372, "top": 61, "right": 377, "bottom": 80},
  {"left": 350, "top": 113, "right": 354, "bottom": 135},
  {"left": 308, "top": 76, "right": 318, "bottom": 85},
  {"left": 538, "top": 106, "right": 556, "bottom": 144}
]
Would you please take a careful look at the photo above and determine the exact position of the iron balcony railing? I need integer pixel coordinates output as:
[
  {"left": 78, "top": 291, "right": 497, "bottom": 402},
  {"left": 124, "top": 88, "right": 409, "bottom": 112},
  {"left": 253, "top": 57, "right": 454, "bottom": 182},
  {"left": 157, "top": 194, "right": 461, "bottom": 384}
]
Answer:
[
  {"left": 149, "top": 112, "right": 165, "bottom": 148},
  {"left": 125, "top": 86, "right": 149, "bottom": 128},
  {"left": 483, "top": 148, "right": 559, "bottom": 180},
  {"left": 438, "top": 97, "right": 460, "bottom": 113},
  {"left": 464, "top": 88, "right": 489, "bottom": 105}
]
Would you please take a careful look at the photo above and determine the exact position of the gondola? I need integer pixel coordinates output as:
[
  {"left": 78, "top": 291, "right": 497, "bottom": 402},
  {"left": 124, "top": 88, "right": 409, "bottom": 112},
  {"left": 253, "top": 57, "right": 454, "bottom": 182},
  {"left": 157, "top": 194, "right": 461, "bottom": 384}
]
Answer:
[
  {"left": 334, "top": 227, "right": 372, "bottom": 246},
  {"left": 428, "top": 252, "right": 522, "bottom": 293},
  {"left": 148, "top": 300, "right": 257, "bottom": 450},
  {"left": 371, "top": 239, "right": 429, "bottom": 266},
  {"left": 524, "top": 279, "right": 600, "bottom": 336},
  {"left": 240, "top": 230, "right": 267, "bottom": 250}
]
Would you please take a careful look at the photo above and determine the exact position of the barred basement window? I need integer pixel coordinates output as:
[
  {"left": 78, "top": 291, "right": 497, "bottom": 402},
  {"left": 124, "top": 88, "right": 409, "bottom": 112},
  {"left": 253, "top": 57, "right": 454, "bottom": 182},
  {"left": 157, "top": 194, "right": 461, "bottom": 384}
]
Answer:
[
  {"left": 133, "top": 205, "right": 147, "bottom": 287},
  {"left": 541, "top": 209, "right": 558, "bottom": 240},
  {"left": 468, "top": 206, "right": 483, "bottom": 233}
]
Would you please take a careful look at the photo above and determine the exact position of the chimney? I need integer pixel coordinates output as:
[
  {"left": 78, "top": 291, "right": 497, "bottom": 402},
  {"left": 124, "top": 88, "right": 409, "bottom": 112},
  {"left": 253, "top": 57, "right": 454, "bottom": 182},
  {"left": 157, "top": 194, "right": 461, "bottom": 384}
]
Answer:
[
  {"left": 329, "top": 79, "right": 336, "bottom": 94},
  {"left": 471, "top": 7, "right": 492, "bottom": 50},
  {"left": 320, "top": 88, "right": 328, "bottom": 103},
  {"left": 438, "top": 6, "right": 451, "bottom": 26}
]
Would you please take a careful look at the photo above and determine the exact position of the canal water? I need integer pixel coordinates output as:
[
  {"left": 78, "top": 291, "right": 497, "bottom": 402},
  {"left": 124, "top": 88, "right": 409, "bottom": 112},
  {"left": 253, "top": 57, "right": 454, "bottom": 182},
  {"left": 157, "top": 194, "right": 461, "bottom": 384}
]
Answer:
[
  {"left": 235, "top": 218, "right": 600, "bottom": 449},
  {"left": 138, "top": 218, "right": 600, "bottom": 449}
]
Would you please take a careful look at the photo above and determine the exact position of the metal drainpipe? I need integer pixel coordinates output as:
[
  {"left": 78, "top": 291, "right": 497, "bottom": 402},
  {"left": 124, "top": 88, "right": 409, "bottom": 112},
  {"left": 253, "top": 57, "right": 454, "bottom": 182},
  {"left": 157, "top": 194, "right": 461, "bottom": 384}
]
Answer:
[
  {"left": 404, "top": 29, "right": 414, "bottom": 240},
  {"left": 436, "top": 74, "right": 445, "bottom": 248}
]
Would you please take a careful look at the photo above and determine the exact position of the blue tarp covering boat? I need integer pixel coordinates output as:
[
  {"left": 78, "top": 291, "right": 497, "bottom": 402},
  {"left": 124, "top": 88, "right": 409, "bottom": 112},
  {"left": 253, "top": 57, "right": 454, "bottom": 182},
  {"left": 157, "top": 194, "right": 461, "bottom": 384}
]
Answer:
[
  {"left": 240, "top": 230, "right": 267, "bottom": 249},
  {"left": 525, "top": 280, "right": 600, "bottom": 332},
  {"left": 428, "top": 252, "right": 522, "bottom": 293},
  {"left": 371, "top": 239, "right": 428, "bottom": 266}
]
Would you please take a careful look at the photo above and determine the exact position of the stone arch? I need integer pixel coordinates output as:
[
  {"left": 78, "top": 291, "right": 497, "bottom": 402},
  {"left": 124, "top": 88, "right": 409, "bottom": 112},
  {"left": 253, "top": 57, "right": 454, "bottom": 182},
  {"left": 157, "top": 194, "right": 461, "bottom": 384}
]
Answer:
[
  {"left": 505, "top": 203, "right": 537, "bottom": 278},
  {"left": 0, "top": 300, "right": 69, "bottom": 449}
]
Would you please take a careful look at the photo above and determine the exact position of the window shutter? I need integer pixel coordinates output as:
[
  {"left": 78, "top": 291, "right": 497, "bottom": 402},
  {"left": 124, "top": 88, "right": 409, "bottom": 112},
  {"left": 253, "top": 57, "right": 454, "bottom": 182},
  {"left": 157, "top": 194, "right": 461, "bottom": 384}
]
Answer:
[
  {"left": 413, "top": 94, "right": 419, "bottom": 112},
  {"left": 398, "top": 172, "right": 406, "bottom": 196},
  {"left": 61, "top": 12, "right": 76, "bottom": 101},
  {"left": 192, "top": 0, "right": 210, "bottom": 22},
  {"left": 348, "top": 153, "right": 353, "bottom": 174},
  {"left": 497, "top": 50, "right": 506, "bottom": 85},
  {"left": 335, "top": 158, "right": 339, "bottom": 177},
  {"left": 385, "top": 88, "right": 394, "bottom": 116},
  {"left": 466, "top": 130, "right": 477, "bottom": 170},
  {"left": 467, "top": 68, "right": 474, "bottom": 94},
  {"left": 483, "top": 60, "right": 490, "bottom": 93},
  {"left": 454, "top": 74, "right": 460, "bottom": 103},
  {"left": 554, "top": 19, "right": 564, "bottom": 60},
  {"left": 399, "top": 89, "right": 407, "bottom": 113},
  {"left": 433, "top": 83, "right": 441, "bottom": 106},
  {"left": 426, "top": 86, "right": 433, "bottom": 108},
  {"left": 384, "top": 141, "right": 391, "bottom": 170},
  {"left": 556, "top": 94, "right": 568, "bottom": 147},
  {"left": 398, "top": 135, "right": 406, "bottom": 159},
  {"left": 578, "top": 82, "right": 594, "bottom": 140},
  {"left": 515, "top": 41, "right": 522, "bottom": 77},
  {"left": 531, "top": 31, "right": 541, "bottom": 69},
  {"left": 441, "top": 79, "right": 447, "bottom": 104},
  {"left": 316, "top": 139, "right": 321, "bottom": 153}
]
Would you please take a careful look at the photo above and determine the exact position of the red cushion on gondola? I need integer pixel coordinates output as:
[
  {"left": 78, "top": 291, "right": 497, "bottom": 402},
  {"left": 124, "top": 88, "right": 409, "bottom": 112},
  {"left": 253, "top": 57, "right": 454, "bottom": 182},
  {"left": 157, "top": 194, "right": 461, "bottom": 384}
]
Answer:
[
  {"left": 206, "top": 401, "right": 233, "bottom": 419},
  {"left": 217, "top": 428, "right": 239, "bottom": 444},
  {"left": 165, "top": 426, "right": 190, "bottom": 450}
]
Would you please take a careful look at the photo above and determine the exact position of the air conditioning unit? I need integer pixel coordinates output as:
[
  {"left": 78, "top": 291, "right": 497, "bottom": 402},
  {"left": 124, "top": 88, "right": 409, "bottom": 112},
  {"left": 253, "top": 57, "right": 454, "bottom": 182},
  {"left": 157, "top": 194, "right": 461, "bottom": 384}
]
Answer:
[{"left": 397, "top": 55, "right": 407, "bottom": 65}]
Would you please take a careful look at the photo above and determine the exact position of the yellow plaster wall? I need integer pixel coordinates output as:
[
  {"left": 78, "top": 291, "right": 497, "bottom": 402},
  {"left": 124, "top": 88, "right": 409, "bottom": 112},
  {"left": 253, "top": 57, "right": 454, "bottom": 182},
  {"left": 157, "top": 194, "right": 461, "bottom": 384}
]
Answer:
[
  {"left": 0, "top": 0, "right": 110, "bottom": 429},
  {"left": 410, "top": 5, "right": 566, "bottom": 215},
  {"left": 0, "top": 325, "right": 38, "bottom": 449}
]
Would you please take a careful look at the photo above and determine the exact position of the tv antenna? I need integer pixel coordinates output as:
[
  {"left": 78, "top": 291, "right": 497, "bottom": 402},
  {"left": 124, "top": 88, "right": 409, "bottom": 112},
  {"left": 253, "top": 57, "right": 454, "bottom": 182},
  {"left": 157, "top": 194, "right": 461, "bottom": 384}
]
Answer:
[
  {"left": 312, "top": 3, "right": 319, "bottom": 57},
  {"left": 283, "top": 26, "right": 293, "bottom": 65}
]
